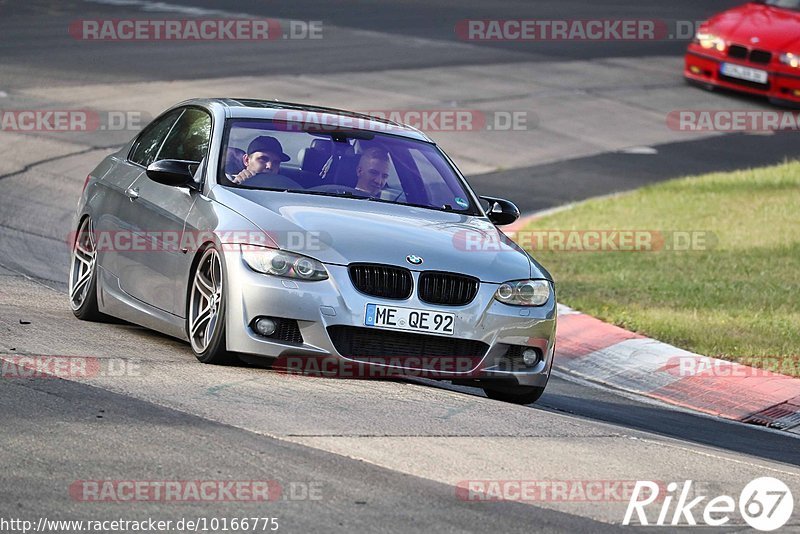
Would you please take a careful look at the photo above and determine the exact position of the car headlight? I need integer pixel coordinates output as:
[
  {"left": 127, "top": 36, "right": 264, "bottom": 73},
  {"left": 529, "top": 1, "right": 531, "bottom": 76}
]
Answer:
[
  {"left": 494, "top": 280, "right": 551, "bottom": 306},
  {"left": 695, "top": 31, "right": 726, "bottom": 52},
  {"left": 780, "top": 53, "right": 800, "bottom": 68},
  {"left": 241, "top": 246, "right": 328, "bottom": 281}
]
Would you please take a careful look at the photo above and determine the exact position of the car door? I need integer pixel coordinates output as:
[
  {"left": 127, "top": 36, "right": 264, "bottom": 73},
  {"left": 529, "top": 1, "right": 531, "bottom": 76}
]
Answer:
[
  {"left": 120, "top": 107, "right": 212, "bottom": 316},
  {"left": 97, "top": 108, "right": 183, "bottom": 283}
]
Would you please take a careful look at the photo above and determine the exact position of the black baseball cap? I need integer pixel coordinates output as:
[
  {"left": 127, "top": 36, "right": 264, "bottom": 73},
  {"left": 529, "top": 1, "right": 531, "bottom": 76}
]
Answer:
[{"left": 247, "top": 136, "right": 291, "bottom": 161}]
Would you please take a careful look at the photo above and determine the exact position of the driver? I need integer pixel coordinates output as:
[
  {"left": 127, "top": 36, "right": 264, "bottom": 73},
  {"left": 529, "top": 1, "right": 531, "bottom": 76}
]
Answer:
[
  {"left": 354, "top": 147, "right": 391, "bottom": 197},
  {"left": 231, "top": 136, "right": 291, "bottom": 184}
]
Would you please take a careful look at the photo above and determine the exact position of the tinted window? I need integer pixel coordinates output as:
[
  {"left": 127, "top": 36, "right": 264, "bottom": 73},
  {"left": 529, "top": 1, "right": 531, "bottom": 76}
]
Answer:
[
  {"left": 409, "top": 148, "right": 460, "bottom": 208},
  {"left": 766, "top": 0, "right": 800, "bottom": 9},
  {"left": 221, "top": 119, "right": 480, "bottom": 214},
  {"left": 129, "top": 109, "right": 182, "bottom": 167},
  {"left": 158, "top": 108, "right": 212, "bottom": 163}
]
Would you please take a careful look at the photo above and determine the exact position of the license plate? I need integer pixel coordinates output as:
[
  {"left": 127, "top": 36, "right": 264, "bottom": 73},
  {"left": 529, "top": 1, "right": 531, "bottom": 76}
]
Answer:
[
  {"left": 720, "top": 62, "right": 768, "bottom": 84},
  {"left": 365, "top": 304, "right": 454, "bottom": 335}
]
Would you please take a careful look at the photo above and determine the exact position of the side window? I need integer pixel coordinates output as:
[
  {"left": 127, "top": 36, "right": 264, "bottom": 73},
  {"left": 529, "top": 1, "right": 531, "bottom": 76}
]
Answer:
[
  {"left": 157, "top": 108, "right": 212, "bottom": 163},
  {"left": 129, "top": 109, "right": 183, "bottom": 167},
  {"left": 409, "top": 148, "right": 454, "bottom": 206}
]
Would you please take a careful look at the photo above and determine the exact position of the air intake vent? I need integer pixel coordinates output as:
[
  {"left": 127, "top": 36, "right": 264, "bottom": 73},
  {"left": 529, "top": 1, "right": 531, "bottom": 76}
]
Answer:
[
  {"left": 418, "top": 271, "right": 479, "bottom": 306},
  {"left": 348, "top": 263, "right": 413, "bottom": 300},
  {"left": 271, "top": 318, "right": 303, "bottom": 344},
  {"left": 719, "top": 73, "right": 770, "bottom": 90},
  {"left": 327, "top": 326, "right": 488, "bottom": 370}
]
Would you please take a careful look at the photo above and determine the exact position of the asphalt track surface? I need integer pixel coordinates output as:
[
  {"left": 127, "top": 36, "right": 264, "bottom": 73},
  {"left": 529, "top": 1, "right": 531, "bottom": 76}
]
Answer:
[
  {"left": 0, "top": 0, "right": 743, "bottom": 87},
  {"left": 1, "top": 1, "right": 800, "bottom": 532}
]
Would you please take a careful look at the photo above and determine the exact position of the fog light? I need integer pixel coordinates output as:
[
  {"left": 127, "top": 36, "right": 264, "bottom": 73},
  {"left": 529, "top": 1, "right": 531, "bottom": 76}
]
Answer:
[
  {"left": 794, "top": 89, "right": 800, "bottom": 97},
  {"left": 689, "top": 65, "right": 701, "bottom": 74},
  {"left": 522, "top": 348, "right": 539, "bottom": 367},
  {"left": 254, "top": 317, "right": 277, "bottom": 337}
]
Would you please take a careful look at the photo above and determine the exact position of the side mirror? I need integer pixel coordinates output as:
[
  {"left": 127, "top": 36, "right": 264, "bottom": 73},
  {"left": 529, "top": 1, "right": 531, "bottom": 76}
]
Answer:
[
  {"left": 146, "top": 159, "right": 200, "bottom": 189},
  {"left": 481, "top": 196, "right": 520, "bottom": 226}
]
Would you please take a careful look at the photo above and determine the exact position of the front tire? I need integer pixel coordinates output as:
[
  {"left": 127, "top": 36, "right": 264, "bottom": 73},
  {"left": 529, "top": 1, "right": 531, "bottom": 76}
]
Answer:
[
  {"left": 188, "top": 246, "right": 236, "bottom": 364},
  {"left": 69, "top": 216, "right": 103, "bottom": 321},
  {"left": 684, "top": 76, "right": 715, "bottom": 92},
  {"left": 483, "top": 385, "right": 546, "bottom": 405}
]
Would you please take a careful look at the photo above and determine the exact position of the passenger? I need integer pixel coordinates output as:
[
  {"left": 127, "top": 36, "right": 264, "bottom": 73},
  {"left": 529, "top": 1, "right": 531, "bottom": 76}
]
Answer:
[
  {"left": 354, "top": 147, "right": 391, "bottom": 197},
  {"left": 231, "top": 136, "right": 291, "bottom": 184}
]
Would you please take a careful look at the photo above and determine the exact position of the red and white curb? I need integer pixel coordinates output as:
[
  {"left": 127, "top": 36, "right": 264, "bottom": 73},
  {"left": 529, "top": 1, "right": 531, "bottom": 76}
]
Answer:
[
  {"left": 554, "top": 304, "right": 800, "bottom": 434},
  {"left": 506, "top": 211, "right": 800, "bottom": 432}
]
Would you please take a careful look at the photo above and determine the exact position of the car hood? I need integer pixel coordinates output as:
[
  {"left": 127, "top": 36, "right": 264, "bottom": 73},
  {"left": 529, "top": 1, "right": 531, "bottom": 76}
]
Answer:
[
  {"left": 212, "top": 187, "right": 548, "bottom": 283},
  {"left": 706, "top": 3, "right": 800, "bottom": 51}
]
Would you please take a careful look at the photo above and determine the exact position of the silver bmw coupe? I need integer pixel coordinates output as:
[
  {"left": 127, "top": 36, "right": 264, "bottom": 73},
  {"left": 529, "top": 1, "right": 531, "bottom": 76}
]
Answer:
[{"left": 69, "top": 98, "right": 556, "bottom": 404}]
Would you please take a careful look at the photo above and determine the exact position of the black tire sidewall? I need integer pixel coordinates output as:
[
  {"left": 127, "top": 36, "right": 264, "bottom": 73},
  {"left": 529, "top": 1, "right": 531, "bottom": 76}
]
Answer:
[{"left": 483, "top": 384, "right": 545, "bottom": 405}]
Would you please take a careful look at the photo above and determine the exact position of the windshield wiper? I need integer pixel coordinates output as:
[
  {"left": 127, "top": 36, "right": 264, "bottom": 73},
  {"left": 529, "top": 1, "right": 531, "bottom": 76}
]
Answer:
[
  {"left": 236, "top": 186, "right": 476, "bottom": 213},
  {"left": 290, "top": 189, "right": 371, "bottom": 200}
]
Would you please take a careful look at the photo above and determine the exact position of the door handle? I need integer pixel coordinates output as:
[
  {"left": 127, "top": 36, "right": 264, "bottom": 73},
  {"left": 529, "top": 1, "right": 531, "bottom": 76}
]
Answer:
[{"left": 125, "top": 186, "right": 140, "bottom": 200}]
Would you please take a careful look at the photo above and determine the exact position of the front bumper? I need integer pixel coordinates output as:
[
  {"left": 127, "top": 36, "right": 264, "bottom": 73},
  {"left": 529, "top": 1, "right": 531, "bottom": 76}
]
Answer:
[
  {"left": 222, "top": 248, "right": 556, "bottom": 388},
  {"left": 684, "top": 46, "right": 800, "bottom": 104}
]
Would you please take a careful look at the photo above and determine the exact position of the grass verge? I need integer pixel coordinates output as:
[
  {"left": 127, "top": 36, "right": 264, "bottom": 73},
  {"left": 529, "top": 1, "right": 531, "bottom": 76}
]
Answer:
[{"left": 519, "top": 160, "right": 800, "bottom": 376}]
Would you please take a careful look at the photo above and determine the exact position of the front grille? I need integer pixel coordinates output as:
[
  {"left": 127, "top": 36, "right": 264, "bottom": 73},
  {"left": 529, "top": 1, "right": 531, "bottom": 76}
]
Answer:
[
  {"left": 327, "top": 325, "right": 488, "bottom": 370},
  {"left": 727, "top": 44, "right": 772, "bottom": 65},
  {"left": 348, "top": 263, "right": 413, "bottom": 300},
  {"left": 418, "top": 271, "right": 480, "bottom": 306},
  {"left": 728, "top": 45, "right": 748, "bottom": 59},
  {"left": 750, "top": 49, "right": 772, "bottom": 64}
]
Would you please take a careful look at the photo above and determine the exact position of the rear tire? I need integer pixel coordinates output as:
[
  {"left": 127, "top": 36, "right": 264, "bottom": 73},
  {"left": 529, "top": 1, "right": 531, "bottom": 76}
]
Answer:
[
  {"left": 69, "top": 216, "right": 103, "bottom": 321},
  {"left": 187, "top": 246, "right": 237, "bottom": 365},
  {"left": 483, "top": 385, "right": 546, "bottom": 405}
]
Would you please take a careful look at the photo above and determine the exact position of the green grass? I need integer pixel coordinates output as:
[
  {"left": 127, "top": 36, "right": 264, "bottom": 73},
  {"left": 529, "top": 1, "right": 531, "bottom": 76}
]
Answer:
[{"left": 521, "top": 160, "right": 800, "bottom": 376}]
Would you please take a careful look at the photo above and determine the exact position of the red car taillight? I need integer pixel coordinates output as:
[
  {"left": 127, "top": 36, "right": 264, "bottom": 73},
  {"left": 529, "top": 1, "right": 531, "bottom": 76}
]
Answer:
[{"left": 82, "top": 174, "right": 91, "bottom": 193}]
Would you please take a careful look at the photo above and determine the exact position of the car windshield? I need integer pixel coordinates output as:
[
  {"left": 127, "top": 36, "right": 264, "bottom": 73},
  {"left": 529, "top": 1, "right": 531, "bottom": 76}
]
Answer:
[
  {"left": 219, "top": 118, "right": 481, "bottom": 214},
  {"left": 765, "top": 0, "right": 800, "bottom": 10}
]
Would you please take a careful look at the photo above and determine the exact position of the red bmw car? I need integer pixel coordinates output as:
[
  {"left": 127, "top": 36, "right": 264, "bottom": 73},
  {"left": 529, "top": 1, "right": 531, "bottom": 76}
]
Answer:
[{"left": 684, "top": 0, "right": 800, "bottom": 106}]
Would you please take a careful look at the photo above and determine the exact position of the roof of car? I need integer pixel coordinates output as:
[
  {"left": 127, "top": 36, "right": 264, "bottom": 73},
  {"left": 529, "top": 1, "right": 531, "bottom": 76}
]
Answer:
[{"left": 185, "top": 98, "right": 433, "bottom": 143}]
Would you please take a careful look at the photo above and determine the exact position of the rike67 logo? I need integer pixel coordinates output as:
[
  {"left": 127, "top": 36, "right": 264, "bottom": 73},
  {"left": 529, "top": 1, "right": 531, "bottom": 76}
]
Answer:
[{"left": 624, "top": 477, "right": 794, "bottom": 531}]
